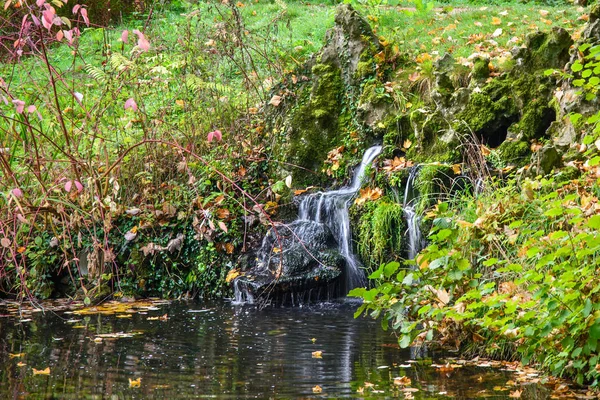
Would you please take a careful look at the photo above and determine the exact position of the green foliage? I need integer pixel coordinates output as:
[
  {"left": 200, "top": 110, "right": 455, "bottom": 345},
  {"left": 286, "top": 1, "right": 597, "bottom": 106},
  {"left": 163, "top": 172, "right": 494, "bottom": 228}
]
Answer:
[
  {"left": 352, "top": 175, "right": 600, "bottom": 385},
  {"left": 356, "top": 200, "right": 405, "bottom": 271}
]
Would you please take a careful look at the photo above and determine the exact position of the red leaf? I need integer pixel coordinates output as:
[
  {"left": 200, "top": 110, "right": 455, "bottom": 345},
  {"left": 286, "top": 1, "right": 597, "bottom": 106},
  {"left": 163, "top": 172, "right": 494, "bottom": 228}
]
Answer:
[
  {"left": 64, "top": 29, "right": 73, "bottom": 44},
  {"left": 36, "top": 0, "right": 45, "bottom": 7},
  {"left": 27, "top": 105, "right": 36, "bottom": 113},
  {"left": 72, "top": 4, "right": 80, "bottom": 14}
]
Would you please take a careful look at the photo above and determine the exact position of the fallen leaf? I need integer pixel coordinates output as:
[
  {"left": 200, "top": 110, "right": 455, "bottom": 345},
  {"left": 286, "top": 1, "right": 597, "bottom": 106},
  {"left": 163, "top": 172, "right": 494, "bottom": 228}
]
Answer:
[
  {"left": 394, "top": 376, "right": 412, "bottom": 386},
  {"left": 16, "top": 362, "right": 26, "bottom": 367},
  {"left": 492, "top": 17, "right": 502, "bottom": 25},
  {"left": 32, "top": 367, "right": 50, "bottom": 375},
  {"left": 313, "top": 385, "right": 322, "bottom": 393},
  {"left": 226, "top": 269, "right": 240, "bottom": 283},
  {"left": 129, "top": 377, "right": 141, "bottom": 388},
  {"left": 9, "top": 353, "right": 25, "bottom": 358},
  {"left": 269, "top": 95, "right": 282, "bottom": 107},
  {"left": 312, "top": 351, "right": 323, "bottom": 358},
  {"left": 509, "top": 389, "right": 522, "bottom": 398},
  {"left": 403, "top": 139, "right": 412, "bottom": 149}
]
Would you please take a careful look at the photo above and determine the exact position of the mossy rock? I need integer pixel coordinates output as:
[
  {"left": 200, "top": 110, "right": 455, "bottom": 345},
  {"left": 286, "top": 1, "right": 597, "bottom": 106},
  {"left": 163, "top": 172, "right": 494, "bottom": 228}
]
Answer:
[
  {"left": 512, "top": 28, "right": 573, "bottom": 71},
  {"left": 406, "top": 110, "right": 459, "bottom": 163},
  {"left": 497, "top": 140, "right": 531, "bottom": 167},
  {"left": 286, "top": 63, "right": 347, "bottom": 186}
]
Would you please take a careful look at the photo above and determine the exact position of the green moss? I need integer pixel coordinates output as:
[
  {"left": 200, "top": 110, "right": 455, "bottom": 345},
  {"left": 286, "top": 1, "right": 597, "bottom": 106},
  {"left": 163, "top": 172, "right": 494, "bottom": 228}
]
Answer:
[
  {"left": 355, "top": 200, "right": 405, "bottom": 271},
  {"left": 472, "top": 57, "right": 490, "bottom": 81},
  {"left": 287, "top": 63, "right": 347, "bottom": 186},
  {"left": 407, "top": 110, "right": 460, "bottom": 163},
  {"left": 414, "top": 164, "right": 453, "bottom": 213},
  {"left": 497, "top": 140, "right": 531, "bottom": 167}
]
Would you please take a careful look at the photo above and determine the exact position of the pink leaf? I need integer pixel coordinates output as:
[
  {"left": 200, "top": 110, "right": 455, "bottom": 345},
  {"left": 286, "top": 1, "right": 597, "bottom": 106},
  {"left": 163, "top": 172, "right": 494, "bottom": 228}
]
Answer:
[
  {"left": 36, "top": 0, "right": 46, "bottom": 6},
  {"left": 42, "top": 8, "right": 55, "bottom": 30},
  {"left": 31, "top": 14, "right": 40, "bottom": 26},
  {"left": 121, "top": 30, "right": 129, "bottom": 43},
  {"left": 132, "top": 29, "right": 150, "bottom": 52},
  {"left": 56, "top": 30, "right": 64, "bottom": 41},
  {"left": 74, "top": 92, "right": 83, "bottom": 103},
  {"left": 207, "top": 130, "right": 222, "bottom": 142},
  {"left": 74, "top": 180, "right": 83, "bottom": 192},
  {"left": 64, "top": 180, "right": 72, "bottom": 192},
  {"left": 27, "top": 105, "right": 36, "bottom": 113},
  {"left": 64, "top": 29, "right": 73, "bottom": 44},
  {"left": 124, "top": 98, "right": 138, "bottom": 111},
  {"left": 72, "top": 4, "right": 80, "bottom": 14},
  {"left": 11, "top": 188, "right": 23, "bottom": 198},
  {"left": 12, "top": 99, "right": 25, "bottom": 114},
  {"left": 80, "top": 8, "right": 89, "bottom": 27}
]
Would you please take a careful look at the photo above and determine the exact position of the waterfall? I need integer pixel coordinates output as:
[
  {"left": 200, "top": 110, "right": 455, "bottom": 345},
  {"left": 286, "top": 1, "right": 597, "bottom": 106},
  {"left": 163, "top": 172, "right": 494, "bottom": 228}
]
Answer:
[
  {"left": 232, "top": 145, "right": 382, "bottom": 305},
  {"left": 403, "top": 166, "right": 425, "bottom": 260},
  {"left": 297, "top": 145, "right": 382, "bottom": 290}
]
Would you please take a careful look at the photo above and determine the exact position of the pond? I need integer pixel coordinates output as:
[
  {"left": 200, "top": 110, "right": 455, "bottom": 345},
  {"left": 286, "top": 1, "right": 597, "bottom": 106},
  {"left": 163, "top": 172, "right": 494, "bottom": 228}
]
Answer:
[{"left": 0, "top": 299, "right": 558, "bottom": 399}]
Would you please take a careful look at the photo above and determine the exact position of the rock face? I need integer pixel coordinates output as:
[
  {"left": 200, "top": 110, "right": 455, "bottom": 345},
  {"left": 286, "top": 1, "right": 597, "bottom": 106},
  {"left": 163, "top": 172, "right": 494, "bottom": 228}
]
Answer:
[
  {"left": 235, "top": 221, "right": 344, "bottom": 304},
  {"left": 268, "top": 4, "right": 381, "bottom": 187}
]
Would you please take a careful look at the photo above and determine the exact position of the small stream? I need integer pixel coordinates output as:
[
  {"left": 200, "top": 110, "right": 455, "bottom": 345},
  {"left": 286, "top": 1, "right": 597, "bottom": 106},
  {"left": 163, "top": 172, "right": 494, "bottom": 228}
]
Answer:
[{"left": 0, "top": 300, "right": 552, "bottom": 399}]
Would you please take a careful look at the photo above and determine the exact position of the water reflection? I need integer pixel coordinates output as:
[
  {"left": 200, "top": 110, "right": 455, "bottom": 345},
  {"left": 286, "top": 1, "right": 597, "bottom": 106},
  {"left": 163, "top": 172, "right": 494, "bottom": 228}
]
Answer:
[{"left": 0, "top": 300, "right": 550, "bottom": 399}]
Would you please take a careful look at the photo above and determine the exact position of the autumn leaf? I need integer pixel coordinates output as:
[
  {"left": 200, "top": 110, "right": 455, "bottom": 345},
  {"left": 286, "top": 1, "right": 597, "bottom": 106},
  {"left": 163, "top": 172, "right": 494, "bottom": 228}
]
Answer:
[
  {"left": 9, "top": 353, "right": 24, "bottom": 358},
  {"left": 451, "top": 164, "right": 462, "bottom": 174},
  {"left": 312, "top": 385, "right": 322, "bottom": 393},
  {"left": 32, "top": 367, "right": 50, "bottom": 375},
  {"left": 509, "top": 389, "right": 522, "bottom": 398},
  {"left": 355, "top": 187, "right": 383, "bottom": 205},
  {"left": 129, "top": 377, "right": 142, "bottom": 388},
  {"left": 402, "top": 139, "right": 412, "bottom": 150},
  {"left": 492, "top": 17, "right": 502, "bottom": 25},
  {"left": 480, "top": 145, "right": 491, "bottom": 156},
  {"left": 393, "top": 376, "right": 411, "bottom": 386},
  {"left": 312, "top": 350, "right": 323, "bottom": 358},
  {"left": 16, "top": 362, "right": 26, "bottom": 367},
  {"left": 226, "top": 269, "right": 240, "bottom": 283},
  {"left": 269, "top": 95, "right": 282, "bottom": 107}
]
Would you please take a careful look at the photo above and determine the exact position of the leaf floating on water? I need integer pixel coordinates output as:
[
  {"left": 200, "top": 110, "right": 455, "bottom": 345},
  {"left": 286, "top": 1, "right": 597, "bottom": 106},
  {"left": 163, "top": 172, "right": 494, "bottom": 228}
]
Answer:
[
  {"left": 32, "top": 367, "right": 50, "bottom": 375},
  {"left": 393, "top": 376, "right": 411, "bottom": 386},
  {"left": 9, "top": 353, "right": 25, "bottom": 358},
  {"left": 129, "top": 378, "right": 142, "bottom": 388},
  {"left": 310, "top": 338, "right": 317, "bottom": 343},
  {"left": 16, "top": 362, "right": 26, "bottom": 367},
  {"left": 509, "top": 389, "right": 522, "bottom": 398},
  {"left": 311, "top": 351, "right": 322, "bottom": 359},
  {"left": 312, "top": 385, "right": 322, "bottom": 393}
]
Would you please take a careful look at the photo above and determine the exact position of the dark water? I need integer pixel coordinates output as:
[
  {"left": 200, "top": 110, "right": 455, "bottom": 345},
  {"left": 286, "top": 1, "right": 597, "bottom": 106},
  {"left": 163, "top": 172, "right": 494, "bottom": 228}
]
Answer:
[{"left": 0, "top": 300, "right": 551, "bottom": 399}]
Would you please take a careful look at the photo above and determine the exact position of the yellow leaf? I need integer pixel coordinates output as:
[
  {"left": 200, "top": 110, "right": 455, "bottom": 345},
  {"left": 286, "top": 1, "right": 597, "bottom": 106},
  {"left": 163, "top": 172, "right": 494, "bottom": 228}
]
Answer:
[
  {"left": 272, "top": 247, "right": 281, "bottom": 254},
  {"left": 474, "top": 21, "right": 482, "bottom": 27},
  {"left": 17, "top": 362, "right": 26, "bottom": 367},
  {"left": 312, "top": 350, "right": 323, "bottom": 358},
  {"left": 393, "top": 376, "right": 411, "bottom": 386},
  {"left": 310, "top": 338, "right": 317, "bottom": 343},
  {"left": 32, "top": 367, "right": 50, "bottom": 375},
  {"left": 509, "top": 389, "right": 522, "bottom": 398},
  {"left": 480, "top": 145, "right": 491, "bottom": 156},
  {"left": 9, "top": 353, "right": 25, "bottom": 358},
  {"left": 313, "top": 385, "right": 322, "bottom": 393},
  {"left": 175, "top": 99, "right": 185, "bottom": 107},
  {"left": 492, "top": 17, "right": 502, "bottom": 25},
  {"left": 226, "top": 269, "right": 240, "bottom": 283},
  {"left": 539, "top": 9, "right": 549, "bottom": 17},
  {"left": 129, "top": 378, "right": 142, "bottom": 388},
  {"left": 451, "top": 164, "right": 461, "bottom": 174},
  {"left": 403, "top": 139, "right": 412, "bottom": 149}
]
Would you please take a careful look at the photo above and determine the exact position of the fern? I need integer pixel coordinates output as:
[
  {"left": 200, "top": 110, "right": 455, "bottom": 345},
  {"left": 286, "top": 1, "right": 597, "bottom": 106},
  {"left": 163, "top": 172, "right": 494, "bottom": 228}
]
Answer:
[
  {"left": 109, "top": 53, "right": 134, "bottom": 72},
  {"left": 84, "top": 64, "right": 107, "bottom": 83},
  {"left": 185, "top": 75, "right": 233, "bottom": 95}
]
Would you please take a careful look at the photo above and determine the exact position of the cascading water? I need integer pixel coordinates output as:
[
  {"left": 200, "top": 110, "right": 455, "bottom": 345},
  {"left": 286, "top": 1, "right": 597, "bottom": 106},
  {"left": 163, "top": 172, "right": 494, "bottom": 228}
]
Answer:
[
  {"left": 233, "top": 145, "right": 382, "bottom": 305},
  {"left": 298, "top": 145, "right": 382, "bottom": 290},
  {"left": 403, "top": 166, "right": 425, "bottom": 260}
]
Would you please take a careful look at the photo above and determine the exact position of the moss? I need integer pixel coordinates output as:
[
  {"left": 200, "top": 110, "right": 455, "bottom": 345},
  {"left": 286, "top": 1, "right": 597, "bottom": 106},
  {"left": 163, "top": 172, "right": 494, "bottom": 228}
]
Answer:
[
  {"left": 509, "top": 102, "right": 556, "bottom": 141},
  {"left": 359, "top": 81, "right": 389, "bottom": 105},
  {"left": 407, "top": 110, "right": 460, "bottom": 163},
  {"left": 472, "top": 57, "right": 490, "bottom": 81},
  {"left": 354, "top": 200, "right": 405, "bottom": 271},
  {"left": 497, "top": 140, "right": 531, "bottom": 167},
  {"left": 414, "top": 164, "right": 454, "bottom": 213},
  {"left": 287, "top": 63, "right": 347, "bottom": 186}
]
